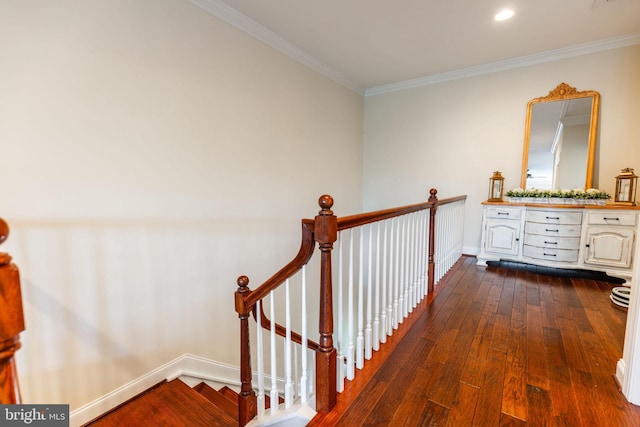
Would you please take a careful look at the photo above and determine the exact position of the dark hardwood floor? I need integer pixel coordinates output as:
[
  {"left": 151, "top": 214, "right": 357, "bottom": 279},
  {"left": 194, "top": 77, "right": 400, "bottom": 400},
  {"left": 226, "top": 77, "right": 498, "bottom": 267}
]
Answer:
[{"left": 309, "top": 255, "right": 640, "bottom": 426}]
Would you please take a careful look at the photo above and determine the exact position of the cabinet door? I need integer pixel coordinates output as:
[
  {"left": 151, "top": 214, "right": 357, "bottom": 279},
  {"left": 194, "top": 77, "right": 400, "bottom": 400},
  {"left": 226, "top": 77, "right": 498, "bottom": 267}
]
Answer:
[
  {"left": 583, "top": 227, "right": 635, "bottom": 268},
  {"left": 484, "top": 219, "right": 521, "bottom": 257}
]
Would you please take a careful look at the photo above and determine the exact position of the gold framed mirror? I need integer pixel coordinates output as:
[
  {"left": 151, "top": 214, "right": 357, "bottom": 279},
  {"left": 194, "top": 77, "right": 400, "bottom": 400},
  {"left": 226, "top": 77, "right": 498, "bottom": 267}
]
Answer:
[{"left": 520, "top": 83, "right": 600, "bottom": 189}]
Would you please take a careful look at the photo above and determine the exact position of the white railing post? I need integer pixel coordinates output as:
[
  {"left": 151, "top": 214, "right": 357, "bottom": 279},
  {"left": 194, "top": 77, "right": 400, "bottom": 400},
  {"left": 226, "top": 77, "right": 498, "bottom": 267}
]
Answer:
[
  {"left": 356, "top": 227, "right": 364, "bottom": 370},
  {"left": 269, "top": 291, "right": 278, "bottom": 415},
  {"left": 300, "top": 266, "right": 308, "bottom": 404},
  {"left": 373, "top": 222, "right": 381, "bottom": 351},
  {"left": 365, "top": 225, "right": 373, "bottom": 360},
  {"left": 256, "top": 300, "right": 265, "bottom": 418},
  {"left": 336, "top": 232, "right": 345, "bottom": 392}
]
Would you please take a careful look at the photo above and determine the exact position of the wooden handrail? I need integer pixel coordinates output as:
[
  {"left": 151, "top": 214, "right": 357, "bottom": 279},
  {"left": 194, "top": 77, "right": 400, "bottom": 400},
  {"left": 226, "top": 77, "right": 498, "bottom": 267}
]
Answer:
[
  {"left": 336, "top": 192, "right": 466, "bottom": 231},
  {"left": 237, "top": 219, "right": 315, "bottom": 314},
  {"left": 0, "top": 218, "right": 25, "bottom": 404}
]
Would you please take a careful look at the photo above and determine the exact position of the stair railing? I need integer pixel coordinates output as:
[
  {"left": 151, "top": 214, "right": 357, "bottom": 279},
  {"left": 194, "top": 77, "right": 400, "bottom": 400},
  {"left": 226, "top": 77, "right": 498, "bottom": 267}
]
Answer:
[
  {"left": 234, "top": 189, "right": 467, "bottom": 426},
  {"left": 0, "top": 218, "right": 26, "bottom": 404}
]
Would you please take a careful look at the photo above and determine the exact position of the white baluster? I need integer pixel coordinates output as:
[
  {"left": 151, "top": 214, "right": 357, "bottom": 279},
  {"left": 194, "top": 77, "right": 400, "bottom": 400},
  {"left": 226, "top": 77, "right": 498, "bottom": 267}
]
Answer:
[
  {"left": 365, "top": 224, "right": 373, "bottom": 360},
  {"left": 421, "top": 209, "right": 428, "bottom": 297},
  {"left": 356, "top": 227, "right": 364, "bottom": 369},
  {"left": 347, "top": 229, "right": 355, "bottom": 380},
  {"left": 284, "top": 279, "right": 293, "bottom": 408},
  {"left": 393, "top": 217, "right": 400, "bottom": 330},
  {"left": 336, "top": 232, "right": 345, "bottom": 392},
  {"left": 380, "top": 220, "right": 388, "bottom": 343},
  {"left": 300, "top": 266, "right": 308, "bottom": 404},
  {"left": 387, "top": 218, "right": 394, "bottom": 336},
  {"left": 270, "top": 291, "right": 278, "bottom": 414},
  {"left": 256, "top": 299, "right": 265, "bottom": 418},
  {"left": 400, "top": 215, "right": 407, "bottom": 322},
  {"left": 373, "top": 222, "right": 381, "bottom": 351},
  {"left": 408, "top": 213, "right": 416, "bottom": 311}
]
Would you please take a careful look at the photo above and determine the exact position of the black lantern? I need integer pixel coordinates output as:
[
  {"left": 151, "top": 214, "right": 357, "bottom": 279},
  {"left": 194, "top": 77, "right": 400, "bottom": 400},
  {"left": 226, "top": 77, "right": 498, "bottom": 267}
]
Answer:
[
  {"left": 488, "top": 171, "right": 505, "bottom": 202},
  {"left": 615, "top": 168, "right": 638, "bottom": 205}
]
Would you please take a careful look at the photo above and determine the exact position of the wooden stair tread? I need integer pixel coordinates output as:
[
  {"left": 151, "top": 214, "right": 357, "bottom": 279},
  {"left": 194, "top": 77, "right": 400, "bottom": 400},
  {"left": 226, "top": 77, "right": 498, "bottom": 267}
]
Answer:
[
  {"left": 193, "top": 382, "right": 239, "bottom": 421},
  {"left": 217, "top": 385, "right": 239, "bottom": 403},
  {"left": 84, "top": 379, "right": 236, "bottom": 427}
]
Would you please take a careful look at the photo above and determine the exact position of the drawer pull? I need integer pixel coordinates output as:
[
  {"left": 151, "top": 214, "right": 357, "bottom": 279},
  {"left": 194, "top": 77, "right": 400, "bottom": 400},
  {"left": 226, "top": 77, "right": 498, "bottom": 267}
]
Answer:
[
  {"left": 544, "top": 241, "right": 558, "bottom": 245},
  {"left": 603, "top": 217, "right": 620, "bottom": 221},
  {"left": 543, "top": 252, "right": 557, "bottom": 257},
  {"left": 497, "top": 212, "right": 510, "bottom": 216},
  {"left": 545, "top": 229, "right": 559, "bottom": 232},
  {"left": 546, "top": 216, "right": 560, "bottom": 220}
]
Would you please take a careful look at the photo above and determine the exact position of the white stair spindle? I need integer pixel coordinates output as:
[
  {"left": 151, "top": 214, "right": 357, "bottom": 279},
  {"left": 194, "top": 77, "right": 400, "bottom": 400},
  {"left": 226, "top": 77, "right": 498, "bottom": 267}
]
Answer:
[
  {"left": 356, "top": 227, "right": 364, "bottom": 369},
  {"left": 393, "top": 217, "right": 400, "bottom": 330},
  {"left": 336, "top": 232, "right": 345, "bottom": 392},
  {"left": 300, "top": 266, "right": 308, "bottom": 404},
  {"left": 373, "top": 221, "right": 381, "bottom": 350},
  {"left": 256, "top": 299, "right": 265, "bottom": 418},
  {"left": 381, "top": 220, "right": 389, "bottom": 342},
  {"left": 387, "top": 219, "right": 394, "bottom": 336},
  {"left": 284, "top": 279, "right": 293, "bottom": 408},
  {"left": 347, "top": 229, "right": 355, "bottom": 380},
  {"left": 270, "top": 291, "right": 278, "bottom": 414},
  {"left": 365, "top": 224, "right": 373, "bottom": 360}
]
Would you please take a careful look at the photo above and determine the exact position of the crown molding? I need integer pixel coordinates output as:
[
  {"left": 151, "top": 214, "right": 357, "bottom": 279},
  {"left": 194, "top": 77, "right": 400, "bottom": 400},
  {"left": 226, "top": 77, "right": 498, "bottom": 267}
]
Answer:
[
  {"left": 365, "top": 33, "right": 640, "bottom": 96},
  {"left": 187, "top": 0, "right": 640, "bottom": 98},
  {"left": 188, "top": 0, "right": 365, "bottom": 94}
]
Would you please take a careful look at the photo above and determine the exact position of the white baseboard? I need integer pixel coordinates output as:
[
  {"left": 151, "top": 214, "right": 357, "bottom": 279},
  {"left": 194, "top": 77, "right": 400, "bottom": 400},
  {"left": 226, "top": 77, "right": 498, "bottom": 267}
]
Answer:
[
  {"left": 463, "top": 245, "right": 480, "bottom": 256},
  {"left": 69, "top": 354, "right": 242, "bottom": 427}
]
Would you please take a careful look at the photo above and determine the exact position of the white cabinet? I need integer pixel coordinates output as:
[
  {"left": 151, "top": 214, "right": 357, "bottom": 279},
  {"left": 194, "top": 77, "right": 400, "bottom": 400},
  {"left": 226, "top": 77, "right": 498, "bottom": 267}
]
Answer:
[
  {"left": 477, "top": 203, "right": 640, "bottom": 281},
  {"left": 583, "top": 211, "right": 637, "bottom": 269},
  {"left": 478, "top": 206, "right": 523, "bottom": 262}
]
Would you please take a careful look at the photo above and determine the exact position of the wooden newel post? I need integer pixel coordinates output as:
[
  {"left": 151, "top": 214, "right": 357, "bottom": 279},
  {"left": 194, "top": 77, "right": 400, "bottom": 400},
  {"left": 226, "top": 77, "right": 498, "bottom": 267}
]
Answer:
[
  {"left": 0, "top": 218, "right": 25, "bottom": 404},
  {"left": 427, "top": 188, "right": 438, "bottom": 294},
  {"left": 235, "top": 275, "right": 256, "bottom": 426},
  {"left": 314, "top": 195, "right": 337, "bottom": 413}
]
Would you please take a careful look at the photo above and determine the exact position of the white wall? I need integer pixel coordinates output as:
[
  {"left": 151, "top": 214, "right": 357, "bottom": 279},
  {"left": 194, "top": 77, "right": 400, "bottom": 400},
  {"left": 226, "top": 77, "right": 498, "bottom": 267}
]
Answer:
[
  {"left": 363, "top": 44, "right": 640, "bottom": 254},
  {"left": 0, "top": 0, "right": 363, "bottom": 409}
]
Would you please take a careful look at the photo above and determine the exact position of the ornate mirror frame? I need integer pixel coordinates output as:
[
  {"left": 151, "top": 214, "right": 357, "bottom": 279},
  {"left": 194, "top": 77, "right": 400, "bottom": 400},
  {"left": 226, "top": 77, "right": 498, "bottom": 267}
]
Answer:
[{"left": 520, "top": 82, "right": 601, "bottom": 189}]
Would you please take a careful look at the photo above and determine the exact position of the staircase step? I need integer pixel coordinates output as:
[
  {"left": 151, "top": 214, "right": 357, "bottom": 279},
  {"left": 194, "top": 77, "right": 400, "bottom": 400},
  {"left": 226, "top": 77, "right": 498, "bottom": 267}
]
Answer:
[
  {"left": 84, "top": 379, "right": 236, "bottom": 427},
  {"left": 193, "top": 382, "right": 239, "bottom": 422},
  {"left": 218, "top": 385, "right": 239, "bottom": 403}
]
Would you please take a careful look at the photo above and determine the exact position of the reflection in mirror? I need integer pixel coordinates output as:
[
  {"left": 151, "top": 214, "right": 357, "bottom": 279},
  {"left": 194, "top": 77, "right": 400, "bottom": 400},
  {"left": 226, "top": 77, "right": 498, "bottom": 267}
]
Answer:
[{"left": 520, "top": 83, "right": 600, "bottom": 190}]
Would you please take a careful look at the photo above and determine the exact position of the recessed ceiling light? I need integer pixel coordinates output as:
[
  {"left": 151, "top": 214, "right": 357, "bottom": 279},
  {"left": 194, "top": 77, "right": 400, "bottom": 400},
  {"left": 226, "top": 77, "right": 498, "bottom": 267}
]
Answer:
[{"left": 495, "top": 9, "right": 515, "bottom": 21}]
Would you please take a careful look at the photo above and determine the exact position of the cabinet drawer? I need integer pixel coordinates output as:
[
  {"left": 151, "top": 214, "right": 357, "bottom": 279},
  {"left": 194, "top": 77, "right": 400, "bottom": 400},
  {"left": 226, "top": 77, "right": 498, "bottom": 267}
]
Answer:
[
  {"left": 485, "top": 207, "right": 522, "bottom": 220},
  {"left": 524, "top": 234, "right": 580, "bottom": 250},
  {"left": 523, "top": 245, "right": 579, "bottom": 263},
  {"left": 586, "top": 212, "right": 637, "bottom": 226},
  {"left": 526, "top": 210, "right": 582, "bottom": 225},
  {"left": 525, "top": 222, "right": 582, "bottom": 237}
]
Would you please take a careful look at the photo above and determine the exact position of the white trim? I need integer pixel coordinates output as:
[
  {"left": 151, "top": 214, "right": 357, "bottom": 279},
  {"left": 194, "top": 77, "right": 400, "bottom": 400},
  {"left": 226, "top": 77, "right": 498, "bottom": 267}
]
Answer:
[
  {"left": 187, "top": 0, "right": 364, "bottom": 94},
  {"left": 365, "top": 33, "right": 640, "bottom": 96},
  {"left": 69, "top": 354, "right": 247, "bottom": 427},
  {"left": 463, "top": 245, "right": 480, "bottom": 256}
]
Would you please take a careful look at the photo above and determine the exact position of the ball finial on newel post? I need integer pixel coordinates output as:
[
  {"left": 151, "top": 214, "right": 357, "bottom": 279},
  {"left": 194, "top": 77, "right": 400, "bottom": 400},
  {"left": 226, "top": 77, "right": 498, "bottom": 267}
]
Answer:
[
  {"left": 429, "top": 188, "right": 438, "bottom": 203},
  {"left": 318, "top": 195, "right": 334, "bottom": 216},
  {"left": 237, "top": 275, "right": 250, "bottom": 293}
]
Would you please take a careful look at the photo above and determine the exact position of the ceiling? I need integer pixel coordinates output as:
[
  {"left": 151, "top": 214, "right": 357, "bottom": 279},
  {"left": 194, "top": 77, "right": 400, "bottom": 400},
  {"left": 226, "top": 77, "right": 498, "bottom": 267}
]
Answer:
[{"left": 190, "top": 0, "right": 640, "bottom": 94}]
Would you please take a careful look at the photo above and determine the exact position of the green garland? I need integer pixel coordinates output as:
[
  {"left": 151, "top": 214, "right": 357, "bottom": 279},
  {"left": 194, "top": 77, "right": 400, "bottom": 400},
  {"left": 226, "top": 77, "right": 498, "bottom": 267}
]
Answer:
[{"left": 505, "top": 188, "right": 611, "bottom": 200}]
